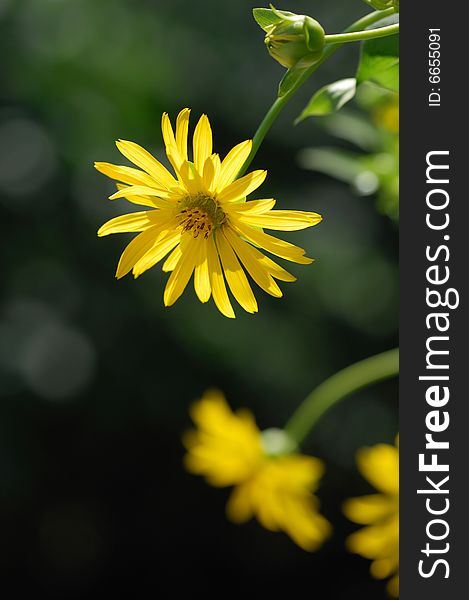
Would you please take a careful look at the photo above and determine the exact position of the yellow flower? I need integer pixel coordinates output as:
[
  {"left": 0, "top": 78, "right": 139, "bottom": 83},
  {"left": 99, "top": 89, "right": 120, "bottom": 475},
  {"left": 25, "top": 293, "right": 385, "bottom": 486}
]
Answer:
[
  {"left": 373, "top": 99, "right": 400, "bottom": 134},
  {"left": 344, "top": 438, "right": 399, "bottom": 597},
  {"left": 183, "top": 389, "right": 331, "bottom": 551},
  {"left": 95, "top": 109, "right": 322, "bottom": 318}
]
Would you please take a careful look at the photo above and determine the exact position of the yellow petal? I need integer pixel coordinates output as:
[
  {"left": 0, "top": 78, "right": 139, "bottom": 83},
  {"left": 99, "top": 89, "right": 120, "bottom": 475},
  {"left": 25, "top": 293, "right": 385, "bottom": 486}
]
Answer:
[
  {"left": 216, "top": 140, "right": 252, "bottom": 191},
  {"left": 115, "top": 226, "right": 164, "bottom": 279},
  {"left": 112, "top": 183, "right": 159, "bottom": 208},
  {"left": 98, "top": 210, "right": 161, "bottom": 237},
  {"left": 387, "top": 574, "right": 399, "bottom": 598},
  {"left": 202, "top": 154, "right": 221, "bottom": 194},
  {"left": 216, "top": 230, "right": 258, "bottom": 314},
  {"left": 109, "top": 185, "right": 176, "bottom": 208},
  {"left": 161, "top": 112, "right": 176, "bottom": 147},
  {"left": 193, "top": 114, "right": 213, "bottom": 175},
  {"left": 232, "top": 220, "right": 313, "bottom": 264},
  {"left": 371, "top": 555, "right": 398, "bottom": 579},
  {"left": 188, "top": 388, "right": 233, "bottom": 427},
  {"left": 184, "top": 390, "right": 263, "bottom": 485},
  {"left": 175, "top": 108, "right": 191, "bottom": 161},
  {"left": 237, "top": 210, "right": 322, "bottom": 231},
  {"left": 280, "top": 495, "right": 332, "bottom": 551},
  {"left": 162, "top": 244, "right": 182, "bottom": 272},
  {"left": 224, "top": 227, "right": 282, "bottom": 298},
  {"left": 343, "top": 494, "right": 396, "bottom": 525},
  {"left": 346, "top": 515, "right": 398, "bottom": 558},
  {"left": 209, "top": 153, "right": 221, "bottom": 190},
  {"left": 356, "top": 444, "right": 399, "bottom": 496},
  {"left": 161, "top": 112, "right": 184, "bottom": 173},
  {"left": 132, "top": 230, "right": 181, "bottom": 278},
  {"left": 163, "top": 236, "right": 198, "bottom": 306},
  {"left": 261, "top": 254, "right": 296, "bottom": 282},
  {"left": 276, "top": 454, "right": 325, "bottom": 487},
  {"left": 115, "top": 140, "right": 176, "bottom": 189},
  {"left": 207, "top": 236, "right": 235, "bottom": 318},
  {"left": 194, "top": 237, "right": 211, "bottom": 303},
  {"left": 94, "top": 162, "right": 157, "bottom": 187},
  {"left": 224, "top": 198, "right": 276, "bottom": 214},
  {"left": 172, "top": 160, "right": 201, "bottom": 195},
  {"left": 217, "top": 170, "right": 267, "bottom": 204},
  {"left": 226, "top": 484, "right": 253, "bottom": 524},
  {"left": 244, "top": 455, "right": 331, "bottom": 551}
]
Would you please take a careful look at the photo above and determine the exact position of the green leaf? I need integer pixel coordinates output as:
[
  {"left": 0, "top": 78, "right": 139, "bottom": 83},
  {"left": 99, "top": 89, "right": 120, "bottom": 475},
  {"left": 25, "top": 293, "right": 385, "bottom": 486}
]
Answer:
[
  {"left": 368, "top": 13, "right": 400, "bottom": 28},
  {"left": 252, "top": 8, "right": 284, "bottom": 31},
  {"left": 278, "top": 63, "right": 309, "bottom": 97},
  {"left": 357, "top": 34, "right": 399, "bottom": 92},
  {"left": 297, "top": 147, "right": 364, "bottom": 183},
  {"left": 322, "top": 111, "right": 381, "bottom": 151},
  {"left": 296, "top": 78, "right": 357, "bottom": 122}
]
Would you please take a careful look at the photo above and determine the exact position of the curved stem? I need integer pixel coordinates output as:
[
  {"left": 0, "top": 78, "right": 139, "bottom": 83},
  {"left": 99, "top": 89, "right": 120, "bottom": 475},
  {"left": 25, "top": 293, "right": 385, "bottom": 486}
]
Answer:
[
  {"left": 325, "top": 23, "right": 399, "bottom": 44},
  {"left": 285, "top": 348, "right": 399, "bottom": 446},
  {"left": 237, "top": 7, "right": 397, "bottom": 177}
]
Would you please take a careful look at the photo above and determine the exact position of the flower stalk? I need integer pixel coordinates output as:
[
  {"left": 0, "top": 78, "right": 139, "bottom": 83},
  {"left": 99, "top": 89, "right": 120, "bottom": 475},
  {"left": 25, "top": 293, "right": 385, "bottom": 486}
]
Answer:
[
  {"left": 285, "top": 348, "right": 399, "bottom": 445},
  {"left": 324, "top": 22, "right": 399, "bottom": 45}
]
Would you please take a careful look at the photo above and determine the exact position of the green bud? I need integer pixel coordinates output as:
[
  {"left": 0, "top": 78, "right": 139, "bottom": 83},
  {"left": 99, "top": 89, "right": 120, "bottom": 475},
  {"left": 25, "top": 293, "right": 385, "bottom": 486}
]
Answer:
[{"left": 262, "top": 9, "right": 325, "bottom": 69}]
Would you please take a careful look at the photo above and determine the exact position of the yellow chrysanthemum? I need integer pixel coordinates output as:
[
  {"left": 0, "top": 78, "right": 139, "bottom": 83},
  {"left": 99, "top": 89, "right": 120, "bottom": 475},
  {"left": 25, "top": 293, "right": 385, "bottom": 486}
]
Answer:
[
  {"left": 344, "top": 438, "right": 399, "bottom": 597},
  {"left": 183, "top": 389, "right": 331, "bottom": 551},
  {"left": 95, "top": 109, "right": 322, "bottom": 317}
]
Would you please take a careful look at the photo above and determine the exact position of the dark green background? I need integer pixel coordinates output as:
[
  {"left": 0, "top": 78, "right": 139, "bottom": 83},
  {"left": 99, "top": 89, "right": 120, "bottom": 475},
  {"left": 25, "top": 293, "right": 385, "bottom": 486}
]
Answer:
[{"left": 0, "top": 1, "right": 397, "bottom": 597}]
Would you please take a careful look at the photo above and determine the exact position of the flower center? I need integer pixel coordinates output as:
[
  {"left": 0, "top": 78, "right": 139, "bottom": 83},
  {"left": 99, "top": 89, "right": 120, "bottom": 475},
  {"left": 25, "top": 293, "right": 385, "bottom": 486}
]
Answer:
[
  {"left": 261, "top": 428, "right": 298, "bottom": 457},
  {"left": 178, "top": 193, "right": 226, "bottom": 238}
]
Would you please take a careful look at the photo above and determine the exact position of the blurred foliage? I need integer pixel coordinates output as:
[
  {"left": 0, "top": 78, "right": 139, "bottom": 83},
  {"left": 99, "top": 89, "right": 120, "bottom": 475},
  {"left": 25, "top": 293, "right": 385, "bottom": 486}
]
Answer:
[
  {"left": 0, "top": 1, "right": 397, "bottom": 597},
  {"left": 298, "top": 85, "right": 399, "bottom": 220}
]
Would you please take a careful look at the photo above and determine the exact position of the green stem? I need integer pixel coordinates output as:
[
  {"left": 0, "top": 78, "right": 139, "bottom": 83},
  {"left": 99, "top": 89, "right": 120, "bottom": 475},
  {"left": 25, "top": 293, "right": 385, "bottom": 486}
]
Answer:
[
  {"left": 325, "top": 22, "right": 399, "bottom": 44},
  {"left": 285, "top": 348, "right": 399, "bottom": 446},
  {"left": 238, "top": 7, "right": 397, "bottom": 177}
]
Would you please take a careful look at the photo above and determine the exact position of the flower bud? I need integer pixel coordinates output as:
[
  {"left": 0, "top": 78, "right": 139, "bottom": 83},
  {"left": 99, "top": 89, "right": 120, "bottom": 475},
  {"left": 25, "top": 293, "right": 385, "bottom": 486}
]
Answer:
[{"left": 263, "top": 11, "right": 325, "bottom": 69}]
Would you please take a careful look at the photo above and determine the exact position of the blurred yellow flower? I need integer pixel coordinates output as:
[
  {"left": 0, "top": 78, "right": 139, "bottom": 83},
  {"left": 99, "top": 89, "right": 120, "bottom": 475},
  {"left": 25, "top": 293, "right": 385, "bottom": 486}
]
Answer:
[
  {"left": 344, "top": 438, "right": 399, "bottom": 597},
  {"left": 96, "top": 109, "right": 321, "bottom": 317},
  {"left": 373, "top": 99, "right": 399, "bottom": 134},
  {"left": 183, "top": 389, "right": 331, "bottom": 551}
]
